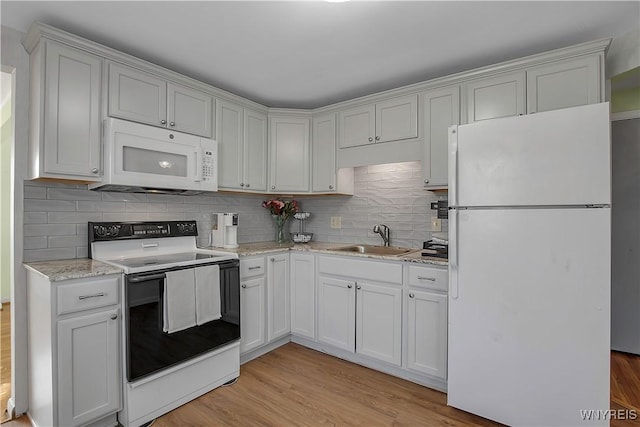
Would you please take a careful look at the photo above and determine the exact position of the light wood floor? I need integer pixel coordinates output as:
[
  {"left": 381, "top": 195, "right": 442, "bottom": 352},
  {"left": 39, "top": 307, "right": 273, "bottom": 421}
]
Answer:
[
  {"left": 1, "top": 304, "right": 10, "bottom": 424},
  {"left": 2, "top": 316, "right": 639, "bottom": 426}
]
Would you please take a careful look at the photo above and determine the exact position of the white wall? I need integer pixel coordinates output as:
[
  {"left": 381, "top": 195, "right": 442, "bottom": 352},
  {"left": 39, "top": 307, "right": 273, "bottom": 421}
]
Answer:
[{"left": 1, "top": 88, "right": 12, "bottom": 302}]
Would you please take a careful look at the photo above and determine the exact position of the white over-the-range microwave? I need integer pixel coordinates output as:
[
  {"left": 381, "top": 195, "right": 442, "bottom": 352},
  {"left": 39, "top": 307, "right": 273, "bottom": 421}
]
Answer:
[{"left": 88, "top": 118, "right": 218, "bottom": 195}]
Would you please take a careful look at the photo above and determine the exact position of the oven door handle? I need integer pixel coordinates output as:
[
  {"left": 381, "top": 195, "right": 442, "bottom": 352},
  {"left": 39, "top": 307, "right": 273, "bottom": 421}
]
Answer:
[{"left": 128, "top": 273, "right": 167, "bottom": 283}]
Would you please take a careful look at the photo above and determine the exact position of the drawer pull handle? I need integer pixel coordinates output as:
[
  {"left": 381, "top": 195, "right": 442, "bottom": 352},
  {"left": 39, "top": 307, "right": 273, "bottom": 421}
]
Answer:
[
  {"left": 241, "top": 284, "right": 247, "bottom": 289},
  {"left": 78, "top": 292, "right": 105, "bottom": 300},
  {"left": 142, "top": 243, "right": 159, "bottom": 249},
  {"left": 110, "top": 314, "right": 118, "bottom": 320},
  {"left": 129, "top": 273, "right": 166, "bottom": 283},
  {"left": 248, "top": 266, "right": 262, "bottom": 270},
  {"left": 417, "top": 276, "right": 436, "bottom": 281}
]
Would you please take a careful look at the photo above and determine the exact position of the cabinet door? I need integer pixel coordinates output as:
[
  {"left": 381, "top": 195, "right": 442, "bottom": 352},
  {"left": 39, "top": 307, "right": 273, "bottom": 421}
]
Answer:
[
  {"left": 338, "top": 104, "right": 375, "bottom": 148},
  {"left": 527, "top": 56, "right": 600, "bottom": 114},
  {"left": 317, "top": 276, "right": 355, "bottom": 352},
  {"left": 57, "top": 307, "right": 121, "bottom": 427},
  {"left": 406, "top": 290, "right": 447, "bottom": 379},
  {"left": 267, "top": 254, "right": 290, "bottom": 341},
  {"left": 423, "top": 86, "right": 459, "bottom": 188},
  {"left": 312, "top": 114, "right": 337, "bottom": 192},
  {"left": 290, "top": 253, "right": 316, "bottom": 339},
  {"left": 108, "top": 63, "right": 167, "bottom": 127},
  {"left": 465, "top": 71, "right": 525, "bottom": 123},
  {"left": 44, "top": 41, "right": 102, "bottom": 178},
  {"left": 269, "top": 117, "right": 310, "bottom": 192},
  {"left": 356, "top": 282, "right": 402, "bottom": 366},
  {"left": 217, "top": 100, "right": 244, "bottom": 189},
  {"left": 240, "top": 276, "right": 266, "bottom": 354},
  {"left": 167, "top": 82, "right": 214, "bottom": 137},
  {"left": 375, "top": 94, "right": 418, "bottom": 143},
  {"left": 244, "top": 109, "right": 268, "bottom": 191}
]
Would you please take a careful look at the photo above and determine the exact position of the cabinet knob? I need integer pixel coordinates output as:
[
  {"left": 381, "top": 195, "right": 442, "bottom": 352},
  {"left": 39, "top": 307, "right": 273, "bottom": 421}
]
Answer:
[
  {"left": 375, "top": 136, "right": 380, "bottom": 141},
  {"left": 270, "top": 257, "right": 275, "bottom": 262},
  {"left": 241, "top": 284, "right": 247, "bottom": 289},
  {"left": 170, "top": 122, "right": 176, "bottom": 127},
  {"left": 91, "top": 168, "right": 99, "bottom": 174},
  {"left": 271, "top": 185, "right": 276, "bottom": 190},
  {"left": 240, "top": 183, "right": 244, "bottom": 187},
  {"left": 246, "top": 183, "right": 250, "bottom": 188},
  {"left": 424, "top": 179, "right": 430, "bottom": 184},
  {"left": 356, "top": 285, "right": 362, "bottom": 290},
  {"left": 347, "top": 284, "right": 352, "bottom": 289},
  {"left": 110, "top": 314, "right": 118, "bottom": 320},
  {"left": 368, "top": 137, "right": 373, "bottom": 142},
  {"left": 161, "top": 119, "right": 167, "bottom": 125},
  {"left": 409, "top": 293, "right": 415, "bottom": 299},
  {"left": 329, "top": 185, "right": 334, "bottom": 190}
]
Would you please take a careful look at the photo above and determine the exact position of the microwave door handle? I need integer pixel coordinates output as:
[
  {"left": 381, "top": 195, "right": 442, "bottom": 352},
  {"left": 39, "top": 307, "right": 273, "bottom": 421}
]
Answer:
[{"left": 194, "top": 149, "right": 202, "bottom": 182}]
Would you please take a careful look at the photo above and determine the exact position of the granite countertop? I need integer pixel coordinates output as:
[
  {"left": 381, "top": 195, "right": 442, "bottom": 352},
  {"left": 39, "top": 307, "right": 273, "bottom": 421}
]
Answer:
[
  {"left": 211, "top": 241, "right": 448, "bottom": 266},
  {"left": 24, "top": 241, "right": 446, "bottom": 282},
  {"left": 24, "top": 258, "right": 123, "bottom": 282}
]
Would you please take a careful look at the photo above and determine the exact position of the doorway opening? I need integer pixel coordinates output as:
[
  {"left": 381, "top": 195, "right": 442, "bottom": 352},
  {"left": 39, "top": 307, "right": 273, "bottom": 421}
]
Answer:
[{"left": 1, "top": 69, "right": 14, "bottom": 423}]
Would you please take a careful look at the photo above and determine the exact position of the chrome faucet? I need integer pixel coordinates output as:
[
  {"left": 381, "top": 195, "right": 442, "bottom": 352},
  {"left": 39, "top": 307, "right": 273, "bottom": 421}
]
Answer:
[{"left": 373, "top": 224, "right": 390, "bottom": 247}]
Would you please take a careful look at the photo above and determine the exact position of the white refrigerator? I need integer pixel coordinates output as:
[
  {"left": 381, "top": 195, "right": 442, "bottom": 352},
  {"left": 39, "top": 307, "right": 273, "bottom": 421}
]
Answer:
[{"left": 447, "top": 103, "right": 611, "bottom": 426}]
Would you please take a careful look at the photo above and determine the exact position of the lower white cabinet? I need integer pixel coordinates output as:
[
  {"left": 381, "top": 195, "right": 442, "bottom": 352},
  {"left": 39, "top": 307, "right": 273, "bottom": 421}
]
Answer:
[
  {"left": 406, "top": 289, "right": 448, "bottom": 379},
  {"left": 26, "top": 271, "right": 121, "bottom": 427},
  {"left": 317, "top": 256, "right": 403, "bottom": 366},
  {"left": 290, "top": 252, "right": 316, "bottom": 339},
  {"left": 317, "top": 276, "right": 356, "bottom": 352},
  {"left": 356, "top": 281, "right": 402, "bottom": 366},
  {"left": 240, "top": 253, "right": 289, "bottom": 355},
  {"left": 240, "top": 256, "right": 266, "bottom": 353},
  {"left": 404, "top": 264, "right": 448, "bottom": 381},
  {"left": 267, "top": 253, "right": 290, "bottom": 341},
  {"left": 57, "top": 307, "right": 121, "bottom": 427},
  {"left": 240, "top": 276, "right": 266, "bottom": 353}
]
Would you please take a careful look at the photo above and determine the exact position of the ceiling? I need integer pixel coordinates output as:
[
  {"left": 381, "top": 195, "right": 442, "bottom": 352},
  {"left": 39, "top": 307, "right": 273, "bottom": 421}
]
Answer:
[{"left": 1, "top": 1, "right": 639, "bottom": 109}]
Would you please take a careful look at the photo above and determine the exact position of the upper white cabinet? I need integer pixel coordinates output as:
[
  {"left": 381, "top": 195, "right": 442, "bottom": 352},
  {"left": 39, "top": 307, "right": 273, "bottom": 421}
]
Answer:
[
  {"left": 217, "top": 100, "right": 268, "bottom": 191},
  {"left": 312, "top": 114, "right": 338, "bottom": 192},
  {"left": 269, "top": 116, "right": 311, "bottom": 193},
  {"left": 108, "top": 63, "right": 213, "bottom": 138},
  {"left": 338, "top": 94, "right": 418, "bottom": 148},
  {"left": 27, "top": 39, "right": 103, "bottom": 181},
  {"left": 527, "top": 56, "right": 601, "bottom": 114},
  {"left": 422, "top": 86, "right": 460, "bottom": 189},
  {"left": 464, "top": 71, "right": 525, "bottom": 124}
]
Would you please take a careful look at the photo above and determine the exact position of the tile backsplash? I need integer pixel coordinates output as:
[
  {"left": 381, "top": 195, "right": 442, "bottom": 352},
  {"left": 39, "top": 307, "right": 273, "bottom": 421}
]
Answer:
[{"left": 23, "top": 161, "right": 447, "bottom": 262}]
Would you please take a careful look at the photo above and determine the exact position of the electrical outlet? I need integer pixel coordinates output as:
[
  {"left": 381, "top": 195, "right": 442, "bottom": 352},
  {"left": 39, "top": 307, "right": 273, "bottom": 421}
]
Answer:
[
  {"left": 431, "top": 218, "right": 442, "bottom": 232},
  {"left": 330, "top": 216, "right": 342, "bottom": 229}
]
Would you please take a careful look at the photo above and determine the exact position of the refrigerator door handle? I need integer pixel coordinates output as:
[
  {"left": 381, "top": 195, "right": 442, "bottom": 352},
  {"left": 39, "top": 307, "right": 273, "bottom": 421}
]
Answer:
[
  {"left": 448, "top": 125, "right": 458, "bottom": 206},
  {"left": 449, "top": 208, "right": 459, "bottom": 299}
]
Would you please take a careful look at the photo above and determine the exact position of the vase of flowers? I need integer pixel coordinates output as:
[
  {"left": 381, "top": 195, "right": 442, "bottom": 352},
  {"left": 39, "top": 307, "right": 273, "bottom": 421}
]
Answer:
[{"left": 262, "top": 198, "right": 299, "bottom": 244}]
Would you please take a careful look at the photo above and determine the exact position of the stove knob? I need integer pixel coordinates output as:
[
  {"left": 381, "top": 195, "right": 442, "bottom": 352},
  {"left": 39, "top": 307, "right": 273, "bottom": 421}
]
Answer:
[
  {"left": 95, "top": 226, "right": 107, "bottom": 237},
  {"left": 108, "top": 225, "right": 119, "bottom": 236}
]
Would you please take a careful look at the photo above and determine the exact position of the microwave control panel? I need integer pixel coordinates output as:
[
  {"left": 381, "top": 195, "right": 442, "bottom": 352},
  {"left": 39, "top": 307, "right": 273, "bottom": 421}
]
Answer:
[{"left": 201, "top": 142, "right": 217, "bottom": 182}]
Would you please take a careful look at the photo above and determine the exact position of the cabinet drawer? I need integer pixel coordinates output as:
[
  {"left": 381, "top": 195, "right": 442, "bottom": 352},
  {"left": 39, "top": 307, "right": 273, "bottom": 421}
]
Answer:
[
  {"left": 57, "top": 276, "right": 120, "bottom": 315},
  {"left": 407, "top": 265, "right": 448, "bottom": 292},
  {"left": 319, "top": 256, "right": 402, "bottom": 284},
  {"left": 240, "top": 257, "right": 266, "bottom": 279}
]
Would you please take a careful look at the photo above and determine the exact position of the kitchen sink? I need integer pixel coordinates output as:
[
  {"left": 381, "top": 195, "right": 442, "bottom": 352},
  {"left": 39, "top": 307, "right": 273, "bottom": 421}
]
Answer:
[{"left": 331, "top": 244, "right": 415, "bottom": 256}]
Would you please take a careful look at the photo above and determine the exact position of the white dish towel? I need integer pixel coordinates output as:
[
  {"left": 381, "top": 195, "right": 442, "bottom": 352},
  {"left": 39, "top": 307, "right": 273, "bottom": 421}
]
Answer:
[
  {"left": 163, "top": 269, "right": 197, "bottom": 333},
  {"left": 195, "top": 264, "right": 221, "bottom": 326}
]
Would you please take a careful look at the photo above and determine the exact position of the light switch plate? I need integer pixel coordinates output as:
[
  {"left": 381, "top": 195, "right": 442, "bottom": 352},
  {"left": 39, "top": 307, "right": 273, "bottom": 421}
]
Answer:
[
  {"left": 431, "top": 218, "right": 442, "bottom": 232},
  {"left": 330, "top": 216, "right": 342, "bottom": 229}
]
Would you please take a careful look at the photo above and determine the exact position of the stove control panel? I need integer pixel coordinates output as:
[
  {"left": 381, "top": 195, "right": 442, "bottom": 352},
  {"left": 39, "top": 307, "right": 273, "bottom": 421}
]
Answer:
[{"left": 89, "top": 221, "right": 199, "bottom": 242}]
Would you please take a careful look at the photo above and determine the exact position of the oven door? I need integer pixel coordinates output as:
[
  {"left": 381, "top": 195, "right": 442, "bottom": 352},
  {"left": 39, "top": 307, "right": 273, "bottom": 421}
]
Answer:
[{"left": 124, "top": 260, "right": 240, "bottom": 382}]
